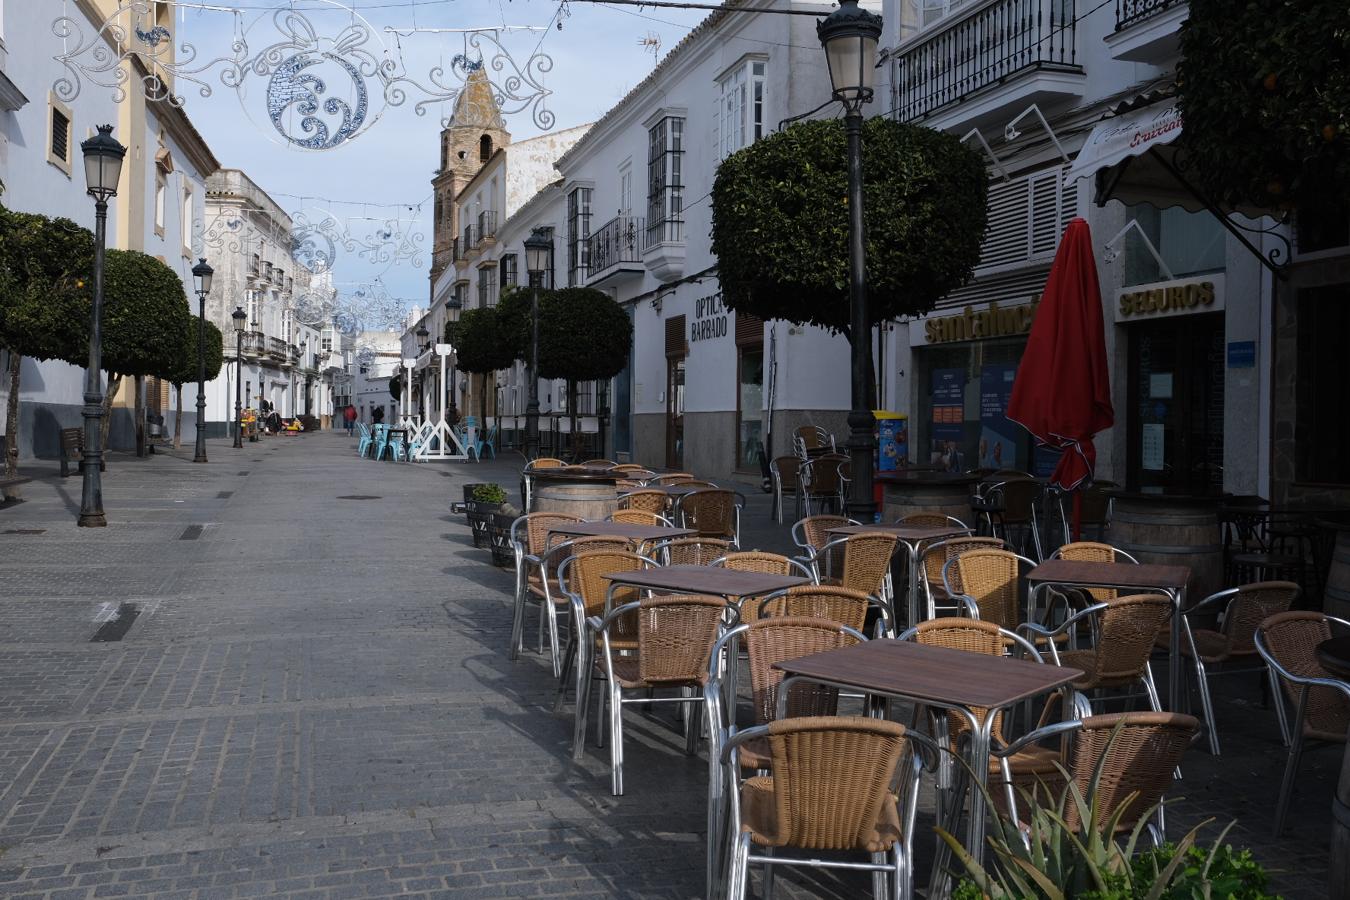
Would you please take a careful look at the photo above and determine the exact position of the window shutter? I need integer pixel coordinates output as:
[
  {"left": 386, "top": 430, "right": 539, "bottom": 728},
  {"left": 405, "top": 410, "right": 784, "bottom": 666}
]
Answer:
[
  {"left": 712, "top": 95, "right": 720, "bottom": 163},
  {"left": 977, "top": 166, "right": 1075, "bottom": 272},
  {"left": 665, "top": 315, "right": 687, "bottom": 357},
  {"left": 735, "top": 312, "right": 763, "bottom": 346},
  {"left": 1030, "top": 169, "right": 1066, "bottom": 257},
  {"left": 50, "top": 108, "right": 69, "bottom": 161}
]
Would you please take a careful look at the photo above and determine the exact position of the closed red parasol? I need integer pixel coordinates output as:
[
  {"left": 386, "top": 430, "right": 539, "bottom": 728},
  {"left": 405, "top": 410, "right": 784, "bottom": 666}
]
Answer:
[{"left": 1006, "top": 217, "right": 1113, "bottom": 537}]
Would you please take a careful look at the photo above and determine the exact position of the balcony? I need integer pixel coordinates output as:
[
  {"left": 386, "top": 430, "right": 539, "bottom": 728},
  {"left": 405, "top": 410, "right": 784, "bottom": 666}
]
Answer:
[
  {"left": 267, "top": 336, "right": 290, "bottom": 362},
  {"left": 892, "top": 0, "right": 1085, "bottom": 131},
  {"left": 585, "top": 216, "right": 645, "bottom": 287},
  {"left": 477, "top": 210, "right": 498, "bottom": 244},
  {"left": 451, "top": 238, "right": 467, "bottom": 263},
  {"left": 643, "top": 217, "right": 686, "bottom": 281},
  {"left": 461, "top": 224, "right": 480, "bottom": 259},
  {"left": 1105, "top": 0, "right": 1186, "bottom": 63},
  {"left": 239, "top": 331, "right": 266, "bottom": 359}
]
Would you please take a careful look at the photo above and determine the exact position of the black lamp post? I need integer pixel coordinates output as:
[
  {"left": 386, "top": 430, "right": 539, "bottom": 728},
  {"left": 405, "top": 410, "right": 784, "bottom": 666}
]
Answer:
[
  {"left": 232, "top": 307, "right": 247, "bottom": 448},
  {"left": 818, "top": 0, "right": 882, "bottom": 522},
  {"left": 77, "top": 124, "right": 126, "bottom": 528},
  {"left": 523, "top": 227, "right": 553, "bottom": 461},
  {"left": 191, "top": 258, "right": 213, "bottom": 463}
]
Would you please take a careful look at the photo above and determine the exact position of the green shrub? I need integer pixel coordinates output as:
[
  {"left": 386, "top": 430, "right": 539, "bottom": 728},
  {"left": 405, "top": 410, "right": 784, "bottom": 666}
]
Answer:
[{"left": 471, "top": 483, "right": 508, "bottom": 505}]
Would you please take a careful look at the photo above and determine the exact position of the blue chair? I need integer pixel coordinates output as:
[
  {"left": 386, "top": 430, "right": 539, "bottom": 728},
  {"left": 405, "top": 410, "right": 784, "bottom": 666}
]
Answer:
[
  {"left": 390, "top": 431, "right": 408, "bottom": 461},
  {"left": 468, "top": 421, "right": 499, "bottom": 461},
  {"left": 356, "top": 422, "right": 373, "bottom": 458},
  {"left": 373, "top": 424, "right": 391, "bottom": 460}
]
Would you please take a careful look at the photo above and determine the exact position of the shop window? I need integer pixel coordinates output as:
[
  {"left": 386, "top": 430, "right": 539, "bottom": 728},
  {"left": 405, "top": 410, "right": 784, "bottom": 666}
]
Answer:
[
  {"left": 1121, "top": 206, "right": 1225, "bottom": 286},
  {"left": 736, "top": 313, "right": 764, "bottom": 471},
  {"left": 1295, "top": 284, "right": 1350, "bottom": 484}
]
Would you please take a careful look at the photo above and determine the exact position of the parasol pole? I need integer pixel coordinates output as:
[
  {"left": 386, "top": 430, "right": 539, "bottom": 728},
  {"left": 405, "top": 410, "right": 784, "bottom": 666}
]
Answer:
[{"left": 1073, "top": 489, "right": 1083, "bottom": 542}]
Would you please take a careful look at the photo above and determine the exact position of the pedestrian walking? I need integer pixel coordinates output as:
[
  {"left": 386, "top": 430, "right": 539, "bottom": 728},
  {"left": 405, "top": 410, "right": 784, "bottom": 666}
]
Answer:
[
  {"left": 372, "top": 406, "right": 385, "bottom": 425},
  {"left": 343, "top": 404, "right": 357, "bottom": 436}
]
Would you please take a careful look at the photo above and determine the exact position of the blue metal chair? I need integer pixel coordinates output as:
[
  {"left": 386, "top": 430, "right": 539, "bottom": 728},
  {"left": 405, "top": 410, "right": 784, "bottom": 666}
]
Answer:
[
  {"left": 390, "top": 432, "right": 408, "bottom": 461},
  {"left": 373, "top": 424, "right": 391, "bottom": 460},
  {"left": 356, "top": 422, "right": 373, "bottom": 458},
  {"left": 468, "top": 421, "right": 499, "bottom": 461}
]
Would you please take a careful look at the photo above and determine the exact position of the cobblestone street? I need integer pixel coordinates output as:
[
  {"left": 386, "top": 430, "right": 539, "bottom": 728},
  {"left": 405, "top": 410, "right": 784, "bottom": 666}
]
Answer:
[{"left": 0, "top": 432, "right": 1338, "bottom": 898}]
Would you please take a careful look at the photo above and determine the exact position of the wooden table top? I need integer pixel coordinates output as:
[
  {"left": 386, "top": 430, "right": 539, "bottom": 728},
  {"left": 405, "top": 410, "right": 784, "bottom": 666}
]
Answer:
[
  {"left": 623, "top": 483, "right": 712, "bottom": 496},
  {"left": 774, "top": 639, "right": 1082, "bottom": 710},
  {"left": 1317, "top": 636, "right": 1350, "bottom": 678},
  {"left": 1026, "top": 558, "right": 1191, "bottom": 591},
  {"left": 827, "top": 524, "right": 971, "bottom": 543},
  {"left": 547, "top": 522, "right": 696, "bottom": 541},
  {"left": 603, "top": 565, "right": 809, "bottom": 598}
]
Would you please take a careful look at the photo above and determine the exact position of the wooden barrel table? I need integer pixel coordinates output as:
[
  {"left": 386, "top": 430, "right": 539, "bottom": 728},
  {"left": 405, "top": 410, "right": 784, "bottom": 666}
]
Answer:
[
  {"left": 528, "top": 466, "right": 619, "bottom": 519},
  {"left": 878, "top": 472, "right": 980, "bottom": 527},
  {"left": 1110, "top": 492, "right": 1224, "bottom": 600}
]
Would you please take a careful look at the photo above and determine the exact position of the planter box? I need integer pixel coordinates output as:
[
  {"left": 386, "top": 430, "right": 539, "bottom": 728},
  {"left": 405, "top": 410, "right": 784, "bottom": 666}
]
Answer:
[
  {"left": 486, "top": 512, "right": 517, "bottom": 567},
  {"left": 465, "top": 499, "right": 501, "bottom": 548}
]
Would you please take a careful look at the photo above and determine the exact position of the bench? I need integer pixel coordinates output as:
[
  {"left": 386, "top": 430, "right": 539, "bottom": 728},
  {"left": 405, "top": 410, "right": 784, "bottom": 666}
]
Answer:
[{"left": 59, "top": 427, "right": 105, "bottom": 477}]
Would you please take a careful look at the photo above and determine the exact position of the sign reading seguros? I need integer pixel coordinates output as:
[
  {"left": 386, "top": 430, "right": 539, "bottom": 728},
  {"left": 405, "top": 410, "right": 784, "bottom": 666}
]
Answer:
[{"left": 1115, "top": 274, "right": 1224, "bottom": 323}]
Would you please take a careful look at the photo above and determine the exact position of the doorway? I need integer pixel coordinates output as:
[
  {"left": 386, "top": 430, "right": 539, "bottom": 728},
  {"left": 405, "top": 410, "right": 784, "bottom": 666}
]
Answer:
[
  {"left": 666, "top": 356, "right": 685, "bottom": 469},
  {"left": 1126, "top": 313, "right": 1225, "bottom": 495}
]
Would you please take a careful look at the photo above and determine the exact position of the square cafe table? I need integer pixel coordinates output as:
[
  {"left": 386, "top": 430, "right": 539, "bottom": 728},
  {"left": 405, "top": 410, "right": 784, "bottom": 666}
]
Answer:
[
  {"left": 1026, "top": 558, "right": 1191, "bottom": 710},
  {"left": 602, "top": 564, "right": 809, "bottom": 602},
  {"left": 547, "top": 521, "right": 696, "bottom": 543},
  {"left": 773, "top": 639, "right": 1082, "bottom": 890},
  {"left": 826, "top": 523, "right": 972, "bottom": 627}
]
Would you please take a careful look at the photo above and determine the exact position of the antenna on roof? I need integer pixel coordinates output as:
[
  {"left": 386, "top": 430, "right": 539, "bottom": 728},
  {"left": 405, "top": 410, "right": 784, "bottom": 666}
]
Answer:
[{"left": 638, "top": 31, "right": 662, "bottom": 61}]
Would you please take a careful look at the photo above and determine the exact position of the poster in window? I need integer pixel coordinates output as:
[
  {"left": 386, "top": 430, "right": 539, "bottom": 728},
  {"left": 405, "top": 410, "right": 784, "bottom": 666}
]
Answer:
[
  {"left": 978, "top": 363, "right": 1019, "bottom": 471},
  {"left": 930, "top": 368, "right": 965, "bottom": 472}
]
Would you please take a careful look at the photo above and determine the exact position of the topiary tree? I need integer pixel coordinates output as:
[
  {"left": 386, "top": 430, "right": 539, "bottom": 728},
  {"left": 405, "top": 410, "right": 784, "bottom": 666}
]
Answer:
[
  {"left": 454, "top": 306, "right": 519, "bottom": 424},
  {"left": 0, "top": 203, "right": 94, "bottom": 490},
  {"left": 712, "top": 117, "right": 988, "bottom": 340},
  {"left": 536, "top": 287, "right": 632, "bottom": 458},
  {"left": 164, "top": 318, "right": 224, "bottom": 450},
  {"left": 1178, "top": 0, "right": 1350, "bottom": 216}
]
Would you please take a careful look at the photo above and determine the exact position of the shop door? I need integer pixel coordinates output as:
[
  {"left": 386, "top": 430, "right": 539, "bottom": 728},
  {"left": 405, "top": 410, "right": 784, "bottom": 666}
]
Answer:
[
  {"left": 1127, "top": 313, "right": 1225, "bottom": 495},
  {"left": 666, "top": 356, "right": 685, "bottom": 469}
]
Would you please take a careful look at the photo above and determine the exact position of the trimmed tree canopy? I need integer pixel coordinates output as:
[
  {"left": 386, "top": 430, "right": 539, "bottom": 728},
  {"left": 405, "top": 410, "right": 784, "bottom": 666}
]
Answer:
[
  {"left": 537, "top": 287, "right": 632, "bottom": 383},
  {"left": 166, "top": 318, "right": 224, "bottom": 387},
  {"left": 453, "top": 306, "right": 518, "bottom": 375},
  {"left": 711, "top": 117, "right": 989, "bottom": 335},
  {"left": 92, "top": 249, "right": 192, "bottom": 379},
  {"left": 1178, "top": 0, "right": 1350, "bottom": 214},
  {"left": 493, "top": 285, "right": 531, "bottom": 362},
  {"left": 0, "top": 205, "right": 94, "bottom": 364}
]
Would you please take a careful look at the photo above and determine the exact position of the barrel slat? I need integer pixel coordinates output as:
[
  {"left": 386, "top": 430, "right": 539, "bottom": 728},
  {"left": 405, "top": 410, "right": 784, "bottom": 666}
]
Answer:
[
  {"left": 1111, "top": 500, "right": 1223, "bottom": 598},
  {"left": 534, "top": 482, "right": 619, "bottom": 521}
]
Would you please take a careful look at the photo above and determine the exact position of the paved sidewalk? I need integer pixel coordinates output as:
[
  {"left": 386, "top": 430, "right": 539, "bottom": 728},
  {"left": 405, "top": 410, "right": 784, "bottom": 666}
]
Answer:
[{"left": 0, "top": 432, "right": 1335, "bottom": 898}]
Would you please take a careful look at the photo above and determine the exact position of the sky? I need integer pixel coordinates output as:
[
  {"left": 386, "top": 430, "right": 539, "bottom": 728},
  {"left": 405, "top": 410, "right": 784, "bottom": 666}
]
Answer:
[{"left": 169, "top": 0, "right": 709, "bottom": 315}]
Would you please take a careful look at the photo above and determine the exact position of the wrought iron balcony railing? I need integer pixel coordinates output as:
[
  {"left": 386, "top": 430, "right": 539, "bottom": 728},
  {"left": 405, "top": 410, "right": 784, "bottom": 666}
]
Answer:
[
  {"left": 239, "top": 331, "right": 266, "bottom": 357},
  {"left": 586, "top": 216, "right": 645, "bottom": 278},
  {"left": 267, "top": 336, "right": 290, "bottom": 361},
  {"left": 1115, "top": 0, "right": 1183, "bottom": 30},
  {"left": 893, "top": 0, "right": 1081, "bottom": 122},
  {"left": 477, "top": 210, "right": 498, "bottom": 243},
  {"left": 645, "top": 217, "right": 683, "bottom": 245}
]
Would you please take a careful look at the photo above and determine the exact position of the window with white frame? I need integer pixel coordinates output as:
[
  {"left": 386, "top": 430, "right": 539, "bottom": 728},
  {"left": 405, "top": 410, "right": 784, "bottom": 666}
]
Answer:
[
  {"left": 182, "top": 189, "right": 193, "bottom": 255},
  {"left": 451, "top": 281, "right": 468, "bottom": 309},
  {"left": 281, "top": 307, "right": 293, "bottom": 343},
  {"left": 567, "top": 186, "right": 592, "bottom": 286},
  {"left": 154, "top": 173, "right": 166, "bottom": 234},
  {"left": 716, "top": 58, "right": 766, "bottom": 160},
  {"left": 647, "top": 116, "right": 684, "bottom": 244},
  {"left": 478, "top": 265, "right": 498, "bottom": 307},
  {"left": 619, "top": 163, "right": 633, "bottom": 215},
  {"left": 245, "top": 290, "right": 260, "bottom": 328},
  {"left": 898, "top": 0, "right": 978, "bottom": 40}
]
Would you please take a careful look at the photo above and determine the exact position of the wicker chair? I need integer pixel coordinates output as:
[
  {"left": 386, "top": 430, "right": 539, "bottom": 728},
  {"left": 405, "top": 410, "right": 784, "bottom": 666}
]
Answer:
[
  {"left": 984, "top": 479, "right": 1046, "bottom": 560},
  {"left": 714, "top": 552, "right": 814, "bottom": 625},
  {"left": 554, "top": 549, "right": 657, "bottom": 733},
  {"left": 769, "top": 456, "right": 802, "bottom": 524},
  {"left": 1166, "top": 581, "right": 1299, "bottom": 755},
  {"left": 1255, "top": 611, "right": 1350, "bottom": 835},
  {"left": 677, "top": 488, "right": 743, "bottom": 547},
  {"left": 988, "top": 711, "right": 1200, "bottom": 843},
  {"left": 654, "top": 472, "right": 695, "bottom": 485},
  {"left": 808, "top": 533, "right": 900, "bottom": 612},
  {"left": 703, "top": 618, "right": 866, "bottom": 895},
  {"left": 1020, "top": 594, "right": 1173, "bottom": 713},
  {"left": 897, "top": 512, "right": 968, "bottom": 529},
  {"left": 919, "top": 536, "right": 1007, "bottom": 621},
  {"left": 721, "top": 717, "right": 930, "bottom": 900},
  {"left": 790, "top": 514, "right": 855, "bottom": 575},
  {"left": 755, "top": 585, "right": 884, "bottom": 635},
  {"left": 580, "top": 459, "right": 617, "bottom": 468},
  {"left": 608, "top": 508, "right": 673, "bottom": 528},
  {"left": 791, "top": 424, "right": 836, "bottom": 458},
  {"left": 1047, "top": 541, "right": 1138, "bottom": 609},
  {"left": 652, "top": 536, "right": 732, "bottom": 566},
  {"left": 590, "top": 594, "right": 725, "bottom": 795},
  {"left": 800, "top": 452, "right": 848, "bottom": 516},
  {"left": 508, "top": 512, "right": 582, "bottom": 675},
  {"left": 681, "top": 479, "right": 719, "bottom": 489},
  {"left": 943, "top": 547, "right": 1038, "bottom": 633},
  {"left": 621, "top": 489, "right": 669, "bottom": 516}
]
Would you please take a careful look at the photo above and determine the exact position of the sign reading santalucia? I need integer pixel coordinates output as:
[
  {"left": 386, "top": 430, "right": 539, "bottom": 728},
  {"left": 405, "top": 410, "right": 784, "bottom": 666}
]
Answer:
[{"left": 691, "top": 291, "right": 729, "bottom": 342}]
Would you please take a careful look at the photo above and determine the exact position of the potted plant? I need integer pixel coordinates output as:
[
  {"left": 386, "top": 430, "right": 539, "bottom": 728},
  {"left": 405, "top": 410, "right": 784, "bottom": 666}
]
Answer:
[{"left": 465, "top": 483, "right": 507, "bottom": 549}]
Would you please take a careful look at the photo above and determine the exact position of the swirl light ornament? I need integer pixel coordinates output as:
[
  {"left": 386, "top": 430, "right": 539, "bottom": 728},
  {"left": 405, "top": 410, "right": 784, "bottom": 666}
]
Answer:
[{"left": 52, "top": 1, "right": 558, "bottom": 149}]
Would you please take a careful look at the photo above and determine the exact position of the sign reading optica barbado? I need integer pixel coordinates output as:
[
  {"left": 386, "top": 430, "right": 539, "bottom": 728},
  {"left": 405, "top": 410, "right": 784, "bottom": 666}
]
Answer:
[{"left": 1115, "top": 274, "right": 1225, "bottom": 323}]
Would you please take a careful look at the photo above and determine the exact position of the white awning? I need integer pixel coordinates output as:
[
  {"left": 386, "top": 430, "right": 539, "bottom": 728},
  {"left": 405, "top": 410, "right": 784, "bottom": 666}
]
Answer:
[{"left": 1064, "top": 102, "right": 1183, "bottom": 183}]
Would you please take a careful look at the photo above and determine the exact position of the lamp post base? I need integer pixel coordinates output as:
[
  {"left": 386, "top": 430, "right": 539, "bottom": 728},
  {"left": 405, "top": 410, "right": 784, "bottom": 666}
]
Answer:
[{"left": 77, "top": 512, "right": 108, "bottom": 528}]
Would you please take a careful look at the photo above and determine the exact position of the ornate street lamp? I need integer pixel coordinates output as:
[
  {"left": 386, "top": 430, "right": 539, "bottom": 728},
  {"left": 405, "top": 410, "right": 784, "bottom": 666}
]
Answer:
[
  {"left": 818, "top": 0, "right": 882, "bottom": 522},
  {"left": 232, "top": 306, "right": 247, "bottom": 448},
  {"left": 77, "top": 124, "right": 126, "bottom": 528},
  {"left": 416, "top": 323, "right": 430, "bottom": 353},
  {"left": 191, "top": 258, "right": 213, "bottom": 463},
  {"left": 523, "top": 227, "right": 553, "bottom": 462}
]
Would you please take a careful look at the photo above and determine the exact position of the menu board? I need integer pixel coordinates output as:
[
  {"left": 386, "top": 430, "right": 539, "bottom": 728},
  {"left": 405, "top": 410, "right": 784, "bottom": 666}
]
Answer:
[
  {"left": 930, "top": 368, "right": 965, "bottom": 472},
  {"left": 979, "top": 363, "right": 1019, "bottom": 471}
]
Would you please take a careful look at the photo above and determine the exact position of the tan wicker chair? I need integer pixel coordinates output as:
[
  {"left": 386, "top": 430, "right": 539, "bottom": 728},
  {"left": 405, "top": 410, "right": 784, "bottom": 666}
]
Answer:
[
  {"left": 800, "top": 452, "right": 847, "bottom": 516},
  {"left": 809, "top": 533, "right": 899, "bottom": 610},
  {"left": 945, "top": 547, "right": 1038, "bottom": 632},
  {"left": 919, "top": 536, "right": 1006, "bottom": 621},
  {"left": 653, "top": 536, "right": 732, "bottom": 566},
  {"left": 989, "top": 711, "right": 1200, "bottom": 842},
  {"left": 791, "top": 514, "right": 855, "bottom": 580},
  {"left": 1256, "top": 611, "right": 1350, "bottom": 835},
  {"left": 678, "top": 488, "right": 743, "bottom": 547},
  {"left": 1021, "top": 594, "right": 1173, "bottom": 713},
  {"left": 580, "top": 459, "right": 617, "bottom": 468},
  {"left": 528, "top": 457, "right": 565, "bottom": 468},
  {"left": 590, "top": 594, "right": 725, "bottom": 795},
  {"left": 509, "top": 512, "right": 582, "bottom": 674},
  {"left": 608, "top": 509, "right": 672, "bottom": 527},
  {"left": 721, "top": 716, "right": 927, "bottom": 900},
  {"left": 791, "top": 424, "right": 836, "bottom": 458},
  {"left": 898, "top": 512, "right": 968, "bottom": 529},
  {"left": 756, "top": 585, "right": 881, "bottom": 635},
  {"left": 702, "top": 618, "right": 867, "bottom": 895},
  {"left": 620, "top": 488, "right": 669, "bottom": 516},
  {"left": 654, "top": 472, "right": 695, "bottom": 485},
  {"left": 715, "top": 552, "right": 813, "bottom": 625},
  {"left": 1167, "top": 581, "right": 1299, "bottom": 755},
  {"left": 1048, "top": 541, "right": 1138, "bottom": 607},
  {"left": 769, "top": 456, "right": 802, "bottom": 524}
]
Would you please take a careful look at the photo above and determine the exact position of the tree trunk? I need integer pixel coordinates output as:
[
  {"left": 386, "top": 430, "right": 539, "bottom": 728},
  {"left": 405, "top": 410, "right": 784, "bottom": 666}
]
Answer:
[
  {"left": 3, "top": 351, "right": 21, "bottom": 501},
  {"left": 100, "top": 373, "right": 121, "bottom": 450},
  {"left": 479, "top": 374, "right": 487, "bottom": 425},
  {"left": 134, "top": 375, "right": 145, "bottom": 457},
  {"left": 173, "top": 383, "right": 184, "bottom": 450},
  {"left": 568, "top": 379, "right": 580, "bottom": 461}
]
